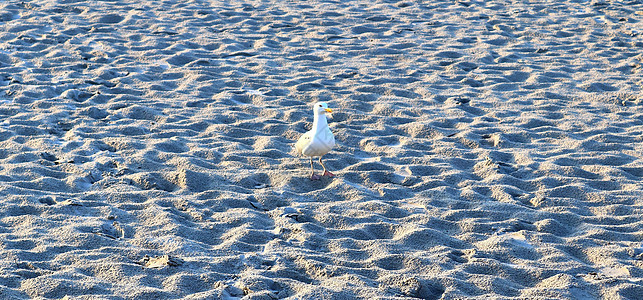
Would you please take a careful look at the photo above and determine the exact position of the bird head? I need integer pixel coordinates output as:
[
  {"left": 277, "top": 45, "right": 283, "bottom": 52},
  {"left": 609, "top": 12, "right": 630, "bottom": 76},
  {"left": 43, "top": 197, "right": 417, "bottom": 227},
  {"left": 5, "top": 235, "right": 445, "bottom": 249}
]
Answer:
[{"left": 314, "top": 102, "right": 333, "bottom": 116}]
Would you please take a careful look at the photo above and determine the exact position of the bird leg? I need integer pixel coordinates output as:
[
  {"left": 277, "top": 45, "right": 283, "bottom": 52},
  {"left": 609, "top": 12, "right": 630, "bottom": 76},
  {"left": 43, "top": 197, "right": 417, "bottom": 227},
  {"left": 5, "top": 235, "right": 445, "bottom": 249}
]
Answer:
[
  {"left": 319, "top": 156, "right": 335, "bottom": 177},
  {"left": 309, "top": 157, "right": 320, "bottom": 180}
]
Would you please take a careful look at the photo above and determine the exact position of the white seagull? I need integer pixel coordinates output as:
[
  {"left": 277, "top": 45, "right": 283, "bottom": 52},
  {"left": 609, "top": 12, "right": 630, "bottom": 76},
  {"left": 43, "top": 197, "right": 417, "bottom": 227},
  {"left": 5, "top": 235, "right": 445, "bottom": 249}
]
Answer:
[{"left": 295, "top": 102, "right": 336, "bottom": 180}]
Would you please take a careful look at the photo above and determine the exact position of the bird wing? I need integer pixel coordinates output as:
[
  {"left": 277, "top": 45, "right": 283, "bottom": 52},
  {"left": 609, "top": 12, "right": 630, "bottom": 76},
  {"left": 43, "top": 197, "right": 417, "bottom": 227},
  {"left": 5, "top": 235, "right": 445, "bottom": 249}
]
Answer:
[
  {"left": 297, "top": 129, "right": 334, "bottom": 157},
  {"left": 295, "top": 131, "right": 312, "bottom": 155}
]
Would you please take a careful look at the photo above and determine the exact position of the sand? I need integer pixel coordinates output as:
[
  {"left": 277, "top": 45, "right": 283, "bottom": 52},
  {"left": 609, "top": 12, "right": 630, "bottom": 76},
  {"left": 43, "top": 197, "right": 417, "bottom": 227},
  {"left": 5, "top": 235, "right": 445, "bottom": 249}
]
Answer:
[{"left": 1, "top": 0, "right": 642, "bottom": 299}]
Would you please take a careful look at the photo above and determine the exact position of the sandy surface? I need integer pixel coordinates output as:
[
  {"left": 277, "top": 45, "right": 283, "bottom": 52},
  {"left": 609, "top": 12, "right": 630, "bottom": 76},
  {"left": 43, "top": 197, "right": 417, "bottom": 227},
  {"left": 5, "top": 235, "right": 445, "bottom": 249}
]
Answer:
[{"left": 1, "top": 0, "right": 643, "bottom": 299}]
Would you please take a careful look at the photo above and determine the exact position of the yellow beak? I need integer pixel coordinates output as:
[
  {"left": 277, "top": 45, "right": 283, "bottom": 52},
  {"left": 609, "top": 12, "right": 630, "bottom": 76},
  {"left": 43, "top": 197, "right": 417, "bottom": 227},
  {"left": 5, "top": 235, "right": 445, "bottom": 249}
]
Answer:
[{"left": 325, "top": 108, "right": 333, "bottom": 113}]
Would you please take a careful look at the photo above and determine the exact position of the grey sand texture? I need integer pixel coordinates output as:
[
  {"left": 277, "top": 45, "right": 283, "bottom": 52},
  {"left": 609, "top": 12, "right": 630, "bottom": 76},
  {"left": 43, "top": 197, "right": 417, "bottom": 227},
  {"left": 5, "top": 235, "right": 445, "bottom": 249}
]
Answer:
[{"left": 0, "top": 0, "right": 642, "bottom": 299}]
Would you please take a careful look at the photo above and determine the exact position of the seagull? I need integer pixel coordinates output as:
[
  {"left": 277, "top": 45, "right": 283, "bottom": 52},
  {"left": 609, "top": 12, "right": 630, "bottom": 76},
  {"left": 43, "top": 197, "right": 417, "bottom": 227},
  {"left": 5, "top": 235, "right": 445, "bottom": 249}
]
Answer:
[{"left": 295, "top": 102, "right": 336, "bottom": 180}]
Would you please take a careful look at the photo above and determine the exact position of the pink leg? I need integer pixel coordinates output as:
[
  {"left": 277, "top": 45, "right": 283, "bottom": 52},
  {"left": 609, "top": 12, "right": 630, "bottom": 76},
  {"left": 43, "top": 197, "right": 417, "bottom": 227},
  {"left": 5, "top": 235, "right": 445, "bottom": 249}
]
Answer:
[
  {"left": 323, "top": 170, "right": 335, "bottom": 177},
  {"left": 319, "top": 157, "right": 335, "bottom": 177},
  {"left": 309, "top": 158, "right": 320, "bottom": 180}
]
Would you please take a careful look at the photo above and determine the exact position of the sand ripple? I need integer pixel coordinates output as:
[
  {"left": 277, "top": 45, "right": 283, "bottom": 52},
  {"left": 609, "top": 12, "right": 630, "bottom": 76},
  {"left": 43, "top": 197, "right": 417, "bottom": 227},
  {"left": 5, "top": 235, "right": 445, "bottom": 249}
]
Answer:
[{"left": 1, "top": 0, "right": 642, "bottom": 299}]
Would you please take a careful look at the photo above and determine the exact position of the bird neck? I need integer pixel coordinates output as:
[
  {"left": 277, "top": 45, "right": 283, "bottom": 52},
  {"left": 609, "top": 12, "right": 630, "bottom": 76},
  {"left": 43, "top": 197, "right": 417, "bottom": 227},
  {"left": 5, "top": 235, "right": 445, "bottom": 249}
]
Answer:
[{"left": 312, "top": 113, "right": 328, "bottom": 133}]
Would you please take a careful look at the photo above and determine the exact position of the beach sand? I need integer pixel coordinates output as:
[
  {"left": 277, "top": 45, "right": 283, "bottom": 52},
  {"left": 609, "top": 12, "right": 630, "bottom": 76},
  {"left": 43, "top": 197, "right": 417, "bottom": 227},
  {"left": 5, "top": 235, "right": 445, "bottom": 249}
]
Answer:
[{"left": 1, "top": 0, "right": 642, "bottom": 299}]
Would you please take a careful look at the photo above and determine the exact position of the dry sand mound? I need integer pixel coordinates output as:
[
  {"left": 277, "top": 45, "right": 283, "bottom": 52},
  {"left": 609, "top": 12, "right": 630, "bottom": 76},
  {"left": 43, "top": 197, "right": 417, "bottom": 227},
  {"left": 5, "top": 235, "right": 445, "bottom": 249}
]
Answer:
[{"left": 1, "top": 0, "right": 642, "bottom": 299}]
